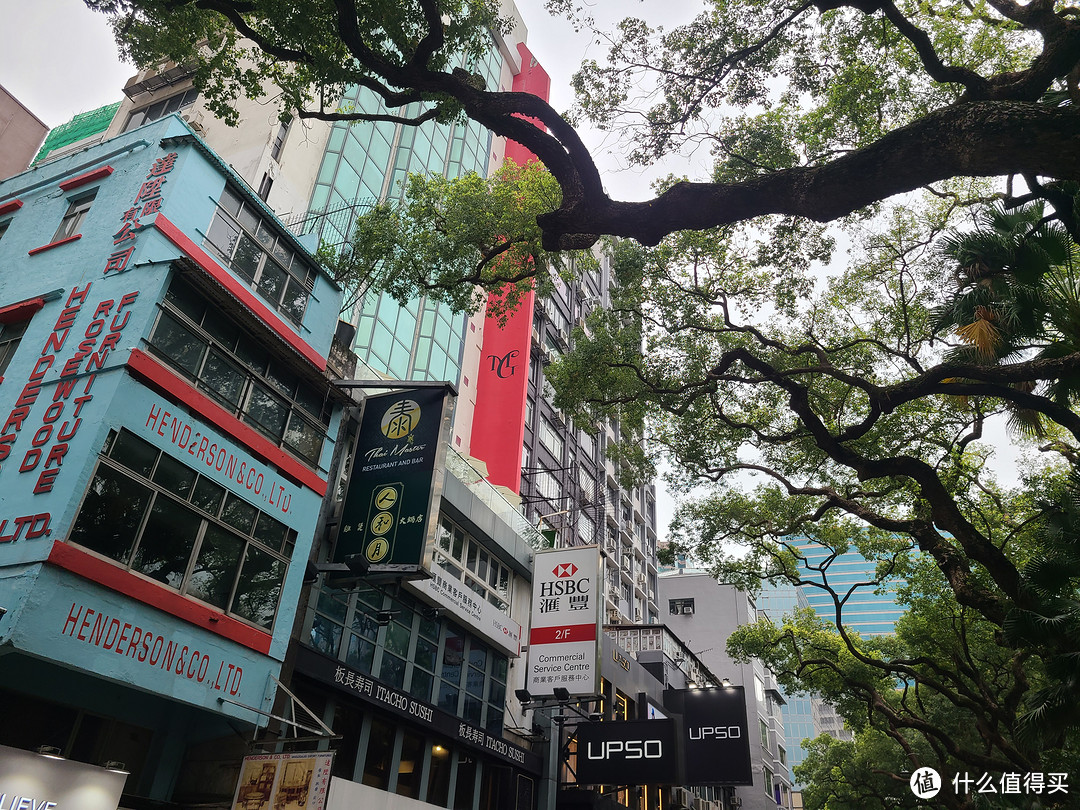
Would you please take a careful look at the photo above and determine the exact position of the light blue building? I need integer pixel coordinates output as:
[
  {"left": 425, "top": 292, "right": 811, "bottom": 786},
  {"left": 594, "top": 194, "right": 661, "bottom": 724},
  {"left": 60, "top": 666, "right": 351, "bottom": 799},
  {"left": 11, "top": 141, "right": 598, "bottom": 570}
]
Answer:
[
  {"left": 0, "top": 114, "right": 347, "bottom": 803},
  {"left": 789, "top": 537, "right": 905, "bottom": 637},
  {"left": 758, "top": 582, "right": 820, "bottom": 791}
]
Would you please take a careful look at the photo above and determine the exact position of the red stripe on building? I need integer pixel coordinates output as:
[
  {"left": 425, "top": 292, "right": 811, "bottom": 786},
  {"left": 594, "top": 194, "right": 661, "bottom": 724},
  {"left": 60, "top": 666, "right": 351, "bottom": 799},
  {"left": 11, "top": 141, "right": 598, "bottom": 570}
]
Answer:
[
  {"left": 126, "top": 348, "right": 328, "bottom": 496},
  {"left": 0, "top": 199, "right": 23, "bottom": 216},
  {"left": 152, "top": 214, "right": 327, "bottom": 371},
  {"left": 59, "top": 165, "right": 114, "bottom": 191},
  {"left": 529, "top": 624, "right": 598, "bottom": 645},
  {"left": 48, "top": 542, "right": 273, "bottom": 655},
  {"left": 28, "top": 234, "right": 81, "bottom": 255},
  {"left": 0, "top": 296, "right": 45, "bottom": 324},
  {"left": 469, "top": 43, "right": 551, "bottom": 493}
]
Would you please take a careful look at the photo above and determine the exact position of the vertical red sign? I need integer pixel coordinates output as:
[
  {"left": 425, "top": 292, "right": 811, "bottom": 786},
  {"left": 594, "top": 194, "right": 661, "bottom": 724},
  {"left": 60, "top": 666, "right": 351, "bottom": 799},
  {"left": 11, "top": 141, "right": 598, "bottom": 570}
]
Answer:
[{"left": 470, "top": 44, "right": 550, "bottom": 493}]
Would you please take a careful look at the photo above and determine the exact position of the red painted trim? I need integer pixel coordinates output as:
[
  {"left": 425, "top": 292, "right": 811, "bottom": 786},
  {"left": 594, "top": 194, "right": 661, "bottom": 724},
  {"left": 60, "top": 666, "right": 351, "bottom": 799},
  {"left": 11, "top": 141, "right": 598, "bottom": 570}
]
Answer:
[
  {"left": 28, "top": 234, "right": 81, "bottom": 255},
  {"left": 153, "top": 215, "right": 327, "bottom": 371},
  {"left": 0, "top": 199, "right": 23, "bottom": 216},
  {"left": 59, "top": 165, "right": 114, "bottom": 192},
  {"left": 48, "top": 542, "right": 273, "bottom": 655},
  {"left": 0, "top": 297, "right": 45, "bottom": 324},
  {"left": 126, "top": 348, "right": 328, "bottom": 496},
  {"left": 529, "top": 624, "right": 597, "bottom": 645}
]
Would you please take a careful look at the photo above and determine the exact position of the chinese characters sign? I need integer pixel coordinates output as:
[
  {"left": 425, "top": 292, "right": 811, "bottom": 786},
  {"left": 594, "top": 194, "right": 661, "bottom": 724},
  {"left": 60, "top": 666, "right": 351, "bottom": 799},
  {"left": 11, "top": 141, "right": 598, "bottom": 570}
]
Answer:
[
  {"left": 408, "top": 571, "right": 522, "bottom": 657},
  {"left": 525, "top": 545, "right": 601, "bottom": 697},
  {"left": 336, "top": 388, "right": 452, "bottom": 576},
  {"left": 294, "top": 646, "right": 540, "bottom": 773},
  {"left": 104, "top": 152, "right": 177, "bottom": 275}
]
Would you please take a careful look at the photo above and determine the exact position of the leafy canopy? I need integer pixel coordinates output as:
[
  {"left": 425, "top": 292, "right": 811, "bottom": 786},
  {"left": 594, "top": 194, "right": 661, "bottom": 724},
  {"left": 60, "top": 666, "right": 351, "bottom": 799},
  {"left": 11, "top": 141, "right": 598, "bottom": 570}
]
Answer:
[{"left": 87, "top": 0, "right": 1080, "bottom": 248}]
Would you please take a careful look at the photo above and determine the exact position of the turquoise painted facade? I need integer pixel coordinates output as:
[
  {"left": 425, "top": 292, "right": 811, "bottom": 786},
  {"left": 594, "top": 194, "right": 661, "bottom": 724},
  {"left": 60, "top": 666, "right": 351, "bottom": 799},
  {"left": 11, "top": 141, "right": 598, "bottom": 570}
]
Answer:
[{"left": 0, "top": 115, "right": 344, "bottom": 801}]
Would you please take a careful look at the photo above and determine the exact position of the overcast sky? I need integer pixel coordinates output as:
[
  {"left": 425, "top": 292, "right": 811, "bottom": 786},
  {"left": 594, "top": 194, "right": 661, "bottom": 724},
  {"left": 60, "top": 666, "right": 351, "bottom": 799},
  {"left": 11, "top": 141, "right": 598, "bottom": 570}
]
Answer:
[{"left": 2, "top": 0, "right": 705, "bottom": 199}]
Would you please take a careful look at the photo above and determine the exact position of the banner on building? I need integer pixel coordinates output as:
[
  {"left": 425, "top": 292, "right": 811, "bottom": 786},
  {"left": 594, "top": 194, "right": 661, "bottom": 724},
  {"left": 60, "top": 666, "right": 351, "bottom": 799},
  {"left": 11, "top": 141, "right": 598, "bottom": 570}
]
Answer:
[
  {"left": 335, "top": 387, "right": 453, "bottom": 576},
  {"left": 0, "top": 744, "right": 128, "bottom": 810},
  {"left": 231, "top": 752, "right": 333, "bottom": 810},
  {"left": 574, "top": 719, "right": 679, "bottom": 786},
  {"left": 525, "top": 545, "right": 601, "bottom": 698},
  {"left": 664, "top": 686, "right": 753, "bottom": 785}
]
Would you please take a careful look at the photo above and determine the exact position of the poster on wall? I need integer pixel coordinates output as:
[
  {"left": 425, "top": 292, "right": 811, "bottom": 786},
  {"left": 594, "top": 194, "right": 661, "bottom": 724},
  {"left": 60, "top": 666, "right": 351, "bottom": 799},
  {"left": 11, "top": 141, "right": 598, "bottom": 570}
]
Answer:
[
  {"left": 231, "top": 752, "right": 333, "bottom": 810},
  {"left": 335, "top": 388, "right": 453, "bottom": 577},
  {"left": 525, "top": 545, "right": 601, "bottom": 698}
]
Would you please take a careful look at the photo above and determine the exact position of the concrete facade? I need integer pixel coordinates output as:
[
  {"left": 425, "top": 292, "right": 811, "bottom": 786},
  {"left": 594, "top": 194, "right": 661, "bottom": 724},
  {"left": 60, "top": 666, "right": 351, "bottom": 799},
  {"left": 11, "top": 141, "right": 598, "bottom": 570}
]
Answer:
[
  {"left": 0, "top": 84, "right": 48, "bottom": 180},
  {"left": 659, "top": 572, "right": 794, "bottom": 810}
]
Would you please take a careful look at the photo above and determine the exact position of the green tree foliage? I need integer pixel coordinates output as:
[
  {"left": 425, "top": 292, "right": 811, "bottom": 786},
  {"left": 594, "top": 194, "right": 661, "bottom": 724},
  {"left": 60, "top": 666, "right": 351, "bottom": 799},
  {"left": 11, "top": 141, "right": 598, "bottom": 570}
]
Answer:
[
  {"left": 87, "top": 0, "right": 1080, "bottom": 249},
  {"left": 319, "top": 160, "right": 594, "bottom": 319}
]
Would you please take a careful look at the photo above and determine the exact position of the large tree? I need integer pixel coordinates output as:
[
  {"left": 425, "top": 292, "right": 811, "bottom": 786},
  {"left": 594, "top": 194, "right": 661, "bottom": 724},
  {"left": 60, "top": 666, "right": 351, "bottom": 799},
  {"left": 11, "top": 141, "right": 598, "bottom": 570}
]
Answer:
[{"left": 87, "top": 0, "right": 1080, "bottom": 248}]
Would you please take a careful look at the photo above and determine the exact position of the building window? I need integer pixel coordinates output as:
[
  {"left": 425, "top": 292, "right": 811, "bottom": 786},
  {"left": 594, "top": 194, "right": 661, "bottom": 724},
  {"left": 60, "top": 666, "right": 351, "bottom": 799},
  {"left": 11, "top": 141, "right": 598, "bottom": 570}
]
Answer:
[
  {"left": 0, "top": 318, "right": 29, "bottom": 378},
  {"left": 779, "top": 745, "right": 787, "bottom": 766},
  {"left": 763, "top": 767, "right": 774, "bottom": 798},
  {"left": 52, "top": 190, "right": 96, "bottom": 242},
  {"left": 270, "top": 116, "right": 293, "bottom": 161},
  {"left": 0, "top": 219, "right": 10, "bottom": 242},
  {"left": 538, "top": 417, "right": 564, "bottom": 459},
  {"left": 434, "top": 517, "right": 511, "bottom": 612},
  {"left": 308, "top": 585, "right": 508, "bottom": 735},
  {"left": 760, "top": 718, "right": 770, "bottom": 751},
  {"left": 147, "top": 277, "right": 331, "bottom": 465},
  {"left": 669, "top": 598, "right": 694, "bottom": 615},
  {"left": 256, "top": 173, "right": 273, "bottom": 202},
  {"left": 204, "top": 185, "right": 316, "bottom": 325},
  {"left": 123, "top": 87, "right": 199, "bottom": 132},
  {"left": 69, "top": 429, "right": 296, "bottom": 629}
]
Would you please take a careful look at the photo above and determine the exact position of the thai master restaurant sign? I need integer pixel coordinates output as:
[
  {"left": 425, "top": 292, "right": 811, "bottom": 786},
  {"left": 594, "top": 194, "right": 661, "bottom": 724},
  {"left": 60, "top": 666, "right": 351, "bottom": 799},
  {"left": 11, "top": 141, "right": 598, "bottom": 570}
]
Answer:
[
  {"left": 335, "top": 388, "right": 452, "bottom": 576},
  {"left": 525, "top": 545, "right": 601, "bottom": 698}
]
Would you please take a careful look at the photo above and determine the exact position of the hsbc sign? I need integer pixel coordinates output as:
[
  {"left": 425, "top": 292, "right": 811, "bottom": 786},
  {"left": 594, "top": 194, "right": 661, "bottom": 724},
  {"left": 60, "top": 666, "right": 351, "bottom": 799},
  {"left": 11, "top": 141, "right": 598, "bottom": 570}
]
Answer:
[
  {"left": 540, "top": 563, "right": 589, "bottom": 597},
  {"left": 525, "top": 546, "right": 601, "bottom": 698}
]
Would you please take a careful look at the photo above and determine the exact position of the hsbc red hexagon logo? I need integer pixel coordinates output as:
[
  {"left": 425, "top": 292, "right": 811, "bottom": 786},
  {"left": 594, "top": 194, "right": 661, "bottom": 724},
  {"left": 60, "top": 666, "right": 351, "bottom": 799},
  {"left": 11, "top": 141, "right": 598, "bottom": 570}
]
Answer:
[{"left": 553, "top": 562, "right": 578, "bottom": 578}]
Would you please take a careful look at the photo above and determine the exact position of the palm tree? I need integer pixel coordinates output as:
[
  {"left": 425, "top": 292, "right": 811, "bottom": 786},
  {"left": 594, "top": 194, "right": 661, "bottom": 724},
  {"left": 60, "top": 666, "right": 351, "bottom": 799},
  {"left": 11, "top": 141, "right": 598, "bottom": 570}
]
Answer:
[{"left": 934, "top": 201, "right": 1080, "bottom": 435}]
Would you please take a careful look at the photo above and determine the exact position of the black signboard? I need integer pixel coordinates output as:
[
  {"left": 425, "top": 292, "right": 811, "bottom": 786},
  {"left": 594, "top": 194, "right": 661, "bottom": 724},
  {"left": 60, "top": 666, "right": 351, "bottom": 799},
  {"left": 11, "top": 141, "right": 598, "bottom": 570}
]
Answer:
[
  {"left": 335, "top": 387, "right": 452, "bottom": 575},
  {"left": 574, "top": 719, "right": 679, "bottom": 786},
  {"left": 664, "top": 687, "right": 753, "bottom": 785},
  {"left": 296, "top": 645, "right": 542, "bottom": 774}
]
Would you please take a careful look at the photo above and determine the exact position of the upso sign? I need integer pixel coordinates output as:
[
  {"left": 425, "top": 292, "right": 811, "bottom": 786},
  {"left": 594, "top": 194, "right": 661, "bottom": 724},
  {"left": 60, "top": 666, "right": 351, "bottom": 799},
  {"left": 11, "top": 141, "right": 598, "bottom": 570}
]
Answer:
[
  {"left": 575, "top": 719, "right": 679, "bottom": 785},
  {"left": 664, "top": 686, "right": 754, "bottom": 785},
  {"left": 525, "top": 546, "right": 600, "bottom": 697}
]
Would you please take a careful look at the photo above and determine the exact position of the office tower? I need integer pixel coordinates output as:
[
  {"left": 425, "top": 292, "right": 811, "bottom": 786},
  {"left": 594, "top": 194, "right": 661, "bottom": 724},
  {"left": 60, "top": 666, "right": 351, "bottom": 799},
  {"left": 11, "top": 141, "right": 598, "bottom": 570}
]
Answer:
[{"left": 789, "top": 536, "right": 905, "bottom": 636}]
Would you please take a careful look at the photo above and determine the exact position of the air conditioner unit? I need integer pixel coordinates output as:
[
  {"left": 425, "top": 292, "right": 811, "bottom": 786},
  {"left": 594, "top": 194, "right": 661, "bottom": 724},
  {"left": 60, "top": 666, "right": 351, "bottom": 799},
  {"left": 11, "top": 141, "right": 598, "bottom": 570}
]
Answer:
[
  {"left": 607, "top": 609, "right": 623, "bottom": 624},
  {"left": 636, "top": 574, "right": 647, "bottom": 587},
  {"left": 682, "top": 605, "right": 694, "bottom": 615},
  {"left": 181, "top": 111, "right": 206, "bottom": 134},
  {"left": 673, "top": 787, "right": 694, "bottom": 808}
]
